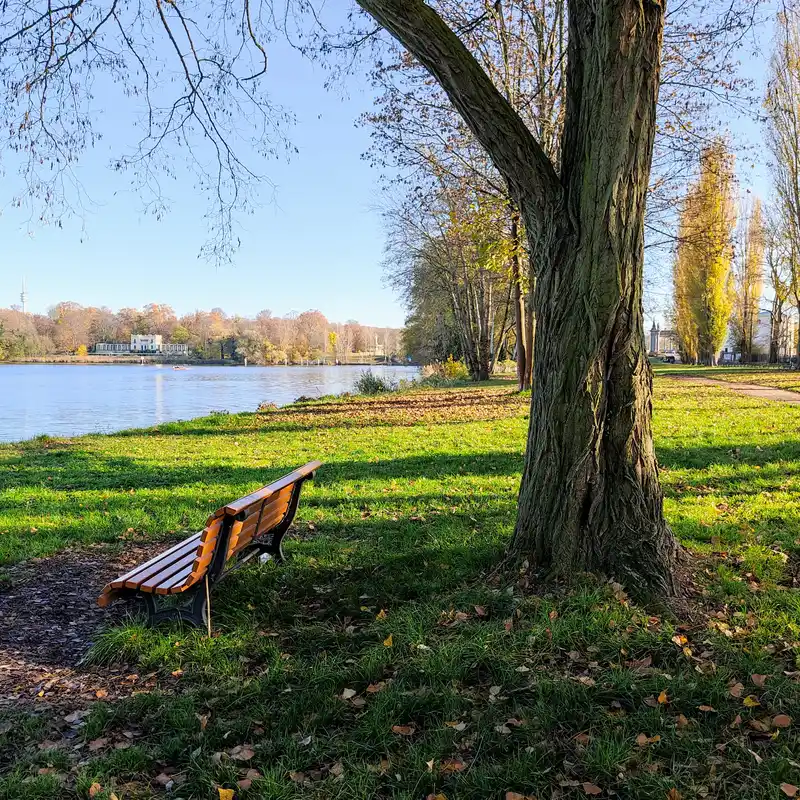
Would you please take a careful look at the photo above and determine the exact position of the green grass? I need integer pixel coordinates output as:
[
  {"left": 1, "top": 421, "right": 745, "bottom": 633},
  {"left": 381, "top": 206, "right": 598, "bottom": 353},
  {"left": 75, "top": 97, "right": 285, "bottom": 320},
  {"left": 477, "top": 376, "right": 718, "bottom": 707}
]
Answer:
[{"left": 1, "top": 382, "right": 799, "bottom": 799}]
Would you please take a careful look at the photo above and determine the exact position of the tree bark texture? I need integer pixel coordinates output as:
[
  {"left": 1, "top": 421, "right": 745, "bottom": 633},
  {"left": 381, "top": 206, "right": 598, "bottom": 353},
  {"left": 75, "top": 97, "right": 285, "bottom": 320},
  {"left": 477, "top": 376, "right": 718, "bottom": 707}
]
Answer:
[{"left": 359, "top": 0, "right": 679, "bottom": 597}]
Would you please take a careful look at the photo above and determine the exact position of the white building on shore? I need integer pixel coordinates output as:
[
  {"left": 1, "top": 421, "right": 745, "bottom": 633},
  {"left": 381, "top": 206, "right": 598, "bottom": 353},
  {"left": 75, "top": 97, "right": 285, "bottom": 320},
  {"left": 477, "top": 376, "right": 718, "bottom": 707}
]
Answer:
[{"left": 94, "top": 334, "right": 189, "bottom": 356}]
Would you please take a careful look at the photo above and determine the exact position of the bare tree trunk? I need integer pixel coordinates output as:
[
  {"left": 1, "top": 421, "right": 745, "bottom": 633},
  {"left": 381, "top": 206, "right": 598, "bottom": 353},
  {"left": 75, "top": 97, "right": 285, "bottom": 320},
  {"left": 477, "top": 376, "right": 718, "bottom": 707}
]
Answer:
[
  {"left": 523, "top": 290, "right": 534, "bottom": 391},
  {"left": 359, "top": 0, "right": 679, "bottom": 597},
  {"left": 510, "top": 209, "right": 528, "bottom": 390}
]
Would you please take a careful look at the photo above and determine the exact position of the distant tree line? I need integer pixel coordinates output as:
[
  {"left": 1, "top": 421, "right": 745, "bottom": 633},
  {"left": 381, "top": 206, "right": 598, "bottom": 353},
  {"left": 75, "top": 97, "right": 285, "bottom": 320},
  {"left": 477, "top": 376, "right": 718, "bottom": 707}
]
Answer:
[{"left": 0, "top": 302, "right": 403, "bottom": 364}]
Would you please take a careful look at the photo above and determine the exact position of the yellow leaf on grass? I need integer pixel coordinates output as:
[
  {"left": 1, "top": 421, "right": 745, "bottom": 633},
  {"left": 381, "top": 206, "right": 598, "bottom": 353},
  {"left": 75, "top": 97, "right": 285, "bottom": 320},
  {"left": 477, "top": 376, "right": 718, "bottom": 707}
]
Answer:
[
  {"left": 376, "top": 609, "right": 387, "bottom": 620},
  {"left": 658, "top": 690, "right": 668, "bottom": 704},
  {"left": 743, "top": 695, "right": 761, "bottom": 708},
  {"left": 383, "top": 634, "right": 393, "bottom": 647},
  {"left": 218, "top": 790, "right": 235, "bottom": 800}
]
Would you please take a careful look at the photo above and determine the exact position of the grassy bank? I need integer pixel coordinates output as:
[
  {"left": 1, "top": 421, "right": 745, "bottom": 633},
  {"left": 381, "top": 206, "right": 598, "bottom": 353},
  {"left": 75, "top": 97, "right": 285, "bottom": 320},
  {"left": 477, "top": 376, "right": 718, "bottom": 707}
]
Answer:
[{"left": 1, "top": 381, "right": 799, "bottom": 799}]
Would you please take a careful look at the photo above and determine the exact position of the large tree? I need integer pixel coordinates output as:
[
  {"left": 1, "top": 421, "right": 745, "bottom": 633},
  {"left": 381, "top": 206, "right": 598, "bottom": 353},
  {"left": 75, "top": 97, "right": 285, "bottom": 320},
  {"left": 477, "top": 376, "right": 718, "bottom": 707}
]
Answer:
[
  {"left": 354, "top": 0, "right": 680, "bottom": 596},
  {"left": 732, "top": 198, "right": 765, "bottom": 363}
]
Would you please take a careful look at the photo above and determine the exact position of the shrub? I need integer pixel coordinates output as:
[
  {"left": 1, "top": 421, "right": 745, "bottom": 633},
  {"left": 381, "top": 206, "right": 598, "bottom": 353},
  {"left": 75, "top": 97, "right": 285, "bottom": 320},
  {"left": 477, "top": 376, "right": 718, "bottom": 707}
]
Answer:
[
  {"left": 442, "top": 355, "right": 470, "bottom": 380},
  {"left": 354, "top": 369, "right": 396, "bottom": 395}
]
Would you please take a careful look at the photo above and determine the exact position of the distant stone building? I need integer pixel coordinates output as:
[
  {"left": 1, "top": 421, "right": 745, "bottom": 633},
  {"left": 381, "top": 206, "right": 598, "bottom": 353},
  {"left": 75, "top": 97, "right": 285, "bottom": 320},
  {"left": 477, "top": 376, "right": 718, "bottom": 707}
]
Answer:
[
  {"left": 94, "top": 334, "right": 189, "bottom": 356},
  {"left": 648, "top": 322, "right": 679, "bottom": 355}
]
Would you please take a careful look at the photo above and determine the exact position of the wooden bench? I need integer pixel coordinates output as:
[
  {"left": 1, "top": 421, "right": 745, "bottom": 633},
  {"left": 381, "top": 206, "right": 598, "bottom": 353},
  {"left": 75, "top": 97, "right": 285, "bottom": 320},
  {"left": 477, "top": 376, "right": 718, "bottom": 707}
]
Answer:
[{"left": 97, "top": 460, "right": 321, "bottom": 627}]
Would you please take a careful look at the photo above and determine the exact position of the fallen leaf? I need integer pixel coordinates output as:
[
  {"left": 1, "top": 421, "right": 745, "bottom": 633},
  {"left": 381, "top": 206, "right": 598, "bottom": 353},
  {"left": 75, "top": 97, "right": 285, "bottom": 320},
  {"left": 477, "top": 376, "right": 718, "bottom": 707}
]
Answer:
[
  {"left": 747, "top": 748, "right": 763, "bottom": 764},
  {"left": 95, "top": 689, "right": 108, "bottom": 699},
  {"left": 506, "top": 793, "right": 537, "bottom": 800},
  {"left": 474, "top": 605, "right": 488, "bottom": 617},
  {"left": 88, "top": 737, "right": 109, "bottom": 751},
  {"left": 218, "top": 789, "right": 235, "bottom": 800},
  {"left": 781, "top": 783, "right": 798, "bottom": 797},
  {"left": 743, "top": 695, "right": 761, "bottom": 708},
  {"left": 728, "top": 682, "right": 744, "bottom": 698},
  {"left": 658, "top": 690, "right": 668, "bottom": 704},
  {"left": 444, "top": 721, "right": 467, "bottom": 731},
  {"left": 697, "top": 705, "right": 716, "bottom": 712},
  {"left": 440, "top": 758, "right": 467, "bottom": 774},
  {"left": 288, "top": 771, "right": 306, "bottom": 784},
  {"left": 366, "top": 682, "right": 386, "bottom": 693},
  {"left": 171, "top": 669, "right": 184, "bottom": 678},
  {"left": 666, "top": 790, "right": 682, "bottom": 800},
  {"left": 751, "top": 674, "right": 767, "bottom": 688},
  {"left": 330, "top": 763, "right": 343, "bottom": 777},
  {"left": 426, "top": 759, "right": 434, "bottom": 772},
  {"left": 376, "top": 609, "right": 387, "bottom": 620},
  {"left": 237, "top": 779, "right": 253, "bottom": 790},
  {"left": 341, "top": 688, "right": 357, "bottom": 700},
  {"left": 383, "top": 634, "right": 393, "bottom": 647},
  {"left": 574, "top": 732, "right": 591, "bottom": 745},
  {"left": 245, "top": 769, "right": 261, "bottom": 780},
  {"left": 426, "top": 794, "right": 447, "bottom": 800},
  {"left": 89, "top": 784, "right": 102, "bottom": 799},
  {"left": 549, "top": 610, "right": 558, "bottom": 620},
  {"left": 391, "top": 725, "right": 415, "bottom": 736},
  {"left": 676, "top": 714, "right": 690, "bottom": 729},
  {"left": 230, "top": 745, "right": 255, "bottom": 760},
  {"left": 773, "top": 714, "right": 792, "bottom": 728},
  {"left": 583, "top": 782, "right": 603, "bottom": 795}
]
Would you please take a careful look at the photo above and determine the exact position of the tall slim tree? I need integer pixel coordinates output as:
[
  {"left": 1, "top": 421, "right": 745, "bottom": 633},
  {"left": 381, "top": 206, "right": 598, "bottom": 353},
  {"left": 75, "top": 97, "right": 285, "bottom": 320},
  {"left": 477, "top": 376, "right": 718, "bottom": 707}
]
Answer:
[
  {"left": 672, "top": 142, "right": 737, "bottom": 366},
  {"left": 732, "top": 198, "right": 765, "bottom": 363},
  {"left": 766, "top": 9, "right": 800, "bottom": 368}
]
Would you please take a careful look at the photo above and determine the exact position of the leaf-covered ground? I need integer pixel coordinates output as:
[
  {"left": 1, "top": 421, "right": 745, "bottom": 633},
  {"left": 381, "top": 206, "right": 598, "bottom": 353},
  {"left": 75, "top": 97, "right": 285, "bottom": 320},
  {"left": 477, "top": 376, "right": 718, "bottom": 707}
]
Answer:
[{"left": 1, "top": 380, "right": 799, "bottom": 799}]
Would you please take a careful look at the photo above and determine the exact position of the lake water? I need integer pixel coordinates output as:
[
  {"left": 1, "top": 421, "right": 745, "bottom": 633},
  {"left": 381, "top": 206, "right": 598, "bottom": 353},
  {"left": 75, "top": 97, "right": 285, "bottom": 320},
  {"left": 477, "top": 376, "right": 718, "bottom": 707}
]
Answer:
[{"left": 0, "top": 364, "right": 419, "bottom": 443}]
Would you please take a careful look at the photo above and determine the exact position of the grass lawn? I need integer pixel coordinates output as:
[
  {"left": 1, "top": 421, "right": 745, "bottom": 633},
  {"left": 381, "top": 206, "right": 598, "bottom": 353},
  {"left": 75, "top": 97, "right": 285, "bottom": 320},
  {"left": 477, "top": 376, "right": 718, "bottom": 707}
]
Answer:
[{"left": 1, "top": 380, "right": 799, "bottom": 799}]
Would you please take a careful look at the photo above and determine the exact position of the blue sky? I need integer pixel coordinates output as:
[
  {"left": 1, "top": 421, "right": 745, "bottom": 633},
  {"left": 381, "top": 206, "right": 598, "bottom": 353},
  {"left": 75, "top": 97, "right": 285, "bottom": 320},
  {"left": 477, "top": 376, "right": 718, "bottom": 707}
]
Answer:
[
  {"left": 0, "top": 3, "right": 778, "bottom": 329},
  {"left": 0, "top": 19, "right": 402, "bottom": 326}
]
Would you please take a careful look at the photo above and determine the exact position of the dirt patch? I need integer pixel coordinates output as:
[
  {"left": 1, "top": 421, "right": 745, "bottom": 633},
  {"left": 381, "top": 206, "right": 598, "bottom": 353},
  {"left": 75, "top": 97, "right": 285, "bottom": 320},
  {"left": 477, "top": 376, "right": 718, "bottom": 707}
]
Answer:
[{"left": 0, "top": 542, "right": 169, "bottom": 712}]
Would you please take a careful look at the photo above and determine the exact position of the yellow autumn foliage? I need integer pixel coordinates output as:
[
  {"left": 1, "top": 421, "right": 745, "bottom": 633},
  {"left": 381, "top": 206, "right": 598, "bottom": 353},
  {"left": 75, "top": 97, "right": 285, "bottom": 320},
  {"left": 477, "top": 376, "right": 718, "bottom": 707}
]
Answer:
[{"left": 673, "top": 140, "right": 737, "bottom": 364}]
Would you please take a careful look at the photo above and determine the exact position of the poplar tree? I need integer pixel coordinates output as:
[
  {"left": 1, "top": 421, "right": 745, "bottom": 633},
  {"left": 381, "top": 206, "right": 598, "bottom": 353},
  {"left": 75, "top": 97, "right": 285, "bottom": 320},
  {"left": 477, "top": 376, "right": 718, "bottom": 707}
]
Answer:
[
  {"left": 733, "top": 199, "right": 765, "bottom": 362},
  {"left": 672, "top": 142, "right": 737, "bottom": 366}
]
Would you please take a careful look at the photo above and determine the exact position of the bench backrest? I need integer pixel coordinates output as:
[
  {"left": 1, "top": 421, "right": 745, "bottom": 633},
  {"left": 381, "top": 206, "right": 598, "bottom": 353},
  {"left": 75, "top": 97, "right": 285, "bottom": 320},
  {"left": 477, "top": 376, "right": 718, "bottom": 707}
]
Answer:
[{"left": 190, "top": 460, "right": 321, "bottom": 579}]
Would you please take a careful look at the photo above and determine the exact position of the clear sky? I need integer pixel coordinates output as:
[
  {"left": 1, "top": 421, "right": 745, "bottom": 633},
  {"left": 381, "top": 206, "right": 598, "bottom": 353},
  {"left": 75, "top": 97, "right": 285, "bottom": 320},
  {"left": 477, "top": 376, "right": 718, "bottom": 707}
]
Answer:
[
  {"left": 0, "top": 3, "right": 779, "bottom": 329},
  {"left": 0, "top": 18, "right": 403, "bottom": 326}
]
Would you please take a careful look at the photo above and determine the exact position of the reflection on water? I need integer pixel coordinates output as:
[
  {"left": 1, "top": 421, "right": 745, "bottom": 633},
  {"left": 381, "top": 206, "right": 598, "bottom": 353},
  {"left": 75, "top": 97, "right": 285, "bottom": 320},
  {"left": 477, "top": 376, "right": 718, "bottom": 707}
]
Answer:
[{"left": 1, "top": 364, "right": 419, "bottom": 443}]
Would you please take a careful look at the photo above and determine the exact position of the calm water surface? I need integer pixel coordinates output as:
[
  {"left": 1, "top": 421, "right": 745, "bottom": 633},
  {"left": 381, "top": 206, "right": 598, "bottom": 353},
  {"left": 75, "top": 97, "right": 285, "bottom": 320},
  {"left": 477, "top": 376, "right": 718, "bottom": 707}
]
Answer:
[{"left": 1, "top": 364, "right": 419, "bottom": 443}]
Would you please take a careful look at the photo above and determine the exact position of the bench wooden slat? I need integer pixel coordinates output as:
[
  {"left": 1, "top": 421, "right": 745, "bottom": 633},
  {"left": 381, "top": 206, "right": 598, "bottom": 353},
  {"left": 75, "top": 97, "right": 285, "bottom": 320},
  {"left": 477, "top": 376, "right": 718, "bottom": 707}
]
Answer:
[
  {"left": 132, "top": 550, "right": 195, "bottom": 590},
  {"left": 226, "top": 488, "right": 293, "bottom": 559},
  {"left": 120, "top": 523, "right": 220, "bottom": 590},
  {"left": 109, "top": 532, "right": 203, "bottom": 589},
  {"left": 154, "top": 562, "right": 198, "bottom": 595},
  {"left": 223, "top": 461, "right": 321, "bottom": 516}
]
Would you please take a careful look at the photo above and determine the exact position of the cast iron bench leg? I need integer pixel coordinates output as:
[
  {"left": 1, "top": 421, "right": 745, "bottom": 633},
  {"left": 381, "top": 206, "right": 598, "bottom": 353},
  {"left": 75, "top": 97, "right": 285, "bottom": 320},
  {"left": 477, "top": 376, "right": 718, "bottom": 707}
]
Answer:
[{"left": 141, "top": 586, "right": 208, "bottom": 628}]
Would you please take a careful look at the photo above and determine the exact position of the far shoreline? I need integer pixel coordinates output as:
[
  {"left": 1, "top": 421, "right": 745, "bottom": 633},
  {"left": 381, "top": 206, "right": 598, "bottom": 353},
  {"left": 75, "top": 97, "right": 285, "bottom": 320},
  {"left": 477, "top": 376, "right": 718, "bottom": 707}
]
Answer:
[{"left": 1, "top": 357, "right": 414, "bottom": 367}]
